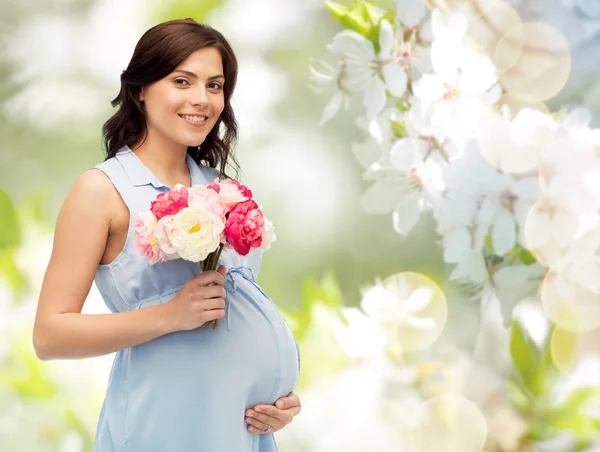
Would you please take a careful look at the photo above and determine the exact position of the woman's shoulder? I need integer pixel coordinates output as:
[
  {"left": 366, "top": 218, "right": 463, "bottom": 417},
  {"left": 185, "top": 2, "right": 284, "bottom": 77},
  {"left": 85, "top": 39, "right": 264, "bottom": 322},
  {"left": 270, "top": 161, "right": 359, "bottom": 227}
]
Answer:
[{"left": 62, "top": 167, "right": 123, "bottom": 218}]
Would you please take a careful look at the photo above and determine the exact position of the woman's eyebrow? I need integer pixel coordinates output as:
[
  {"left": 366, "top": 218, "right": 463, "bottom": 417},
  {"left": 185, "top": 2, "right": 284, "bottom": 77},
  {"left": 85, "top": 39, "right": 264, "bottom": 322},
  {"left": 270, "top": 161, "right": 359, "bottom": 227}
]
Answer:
[{"left": 172, "top": 69, "right": 225, "bottom": 81}]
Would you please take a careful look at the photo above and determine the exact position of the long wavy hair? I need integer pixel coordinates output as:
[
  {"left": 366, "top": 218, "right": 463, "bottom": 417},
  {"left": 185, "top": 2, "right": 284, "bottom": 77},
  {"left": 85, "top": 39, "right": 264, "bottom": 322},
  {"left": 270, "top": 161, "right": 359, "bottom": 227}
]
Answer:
[{"left": 102, "top": 18, "right": 240, "bottom": 179}]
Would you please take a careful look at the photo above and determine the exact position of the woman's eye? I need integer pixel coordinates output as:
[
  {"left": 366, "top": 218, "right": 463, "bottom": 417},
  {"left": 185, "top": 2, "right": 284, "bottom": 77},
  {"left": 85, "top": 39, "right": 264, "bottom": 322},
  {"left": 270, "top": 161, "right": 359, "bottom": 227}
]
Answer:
[
  {"left": 208, "top": 83, "right": 223, "bottom": 90},
  {"left": 174, "top": 79, "right": 189, "bottom": 86}
]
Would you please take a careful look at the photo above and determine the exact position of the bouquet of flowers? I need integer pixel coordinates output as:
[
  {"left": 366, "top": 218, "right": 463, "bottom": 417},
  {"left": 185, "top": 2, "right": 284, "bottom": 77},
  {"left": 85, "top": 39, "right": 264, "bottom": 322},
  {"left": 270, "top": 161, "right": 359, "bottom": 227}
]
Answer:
[{"left": 133, "top": 177, "right": 276, "bottom": 329}]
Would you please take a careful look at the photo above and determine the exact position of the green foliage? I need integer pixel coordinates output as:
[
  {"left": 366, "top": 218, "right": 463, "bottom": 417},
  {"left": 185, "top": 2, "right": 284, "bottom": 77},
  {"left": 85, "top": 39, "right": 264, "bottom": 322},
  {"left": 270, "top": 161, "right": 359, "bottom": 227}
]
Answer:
[
  {"left": 0, "top": 190, "right": 21, "bottom": 250},
  {"left": 286, "top": 270, "right": 346, "bottom": 343},
  {"left": 279, "top": 271, "right": 350, "bottom": 390},
  {"left": 508, "top": 322, "right": 600, "bottom": 447},
  {"left": 325, "top": 1, "right": 392, "bottom": 53},
  {"left": 152, "top": 0, "right": 226, "bottom": 23},
  {"left": 0, "top": 332, "right": 95, "bottom": 449},
  {"left": 390, "top": 119, "right": 407, "bottom": 139},
  {"left": 0, "top": 249, "right": 27, "bottom": 300},
  {"left": 509, "top": 320, "right": 554, "bottom": 398},
  {"left": 485, "top": 233, "right": 537, "bottom": 266},
  {"left": 545, "top": 387, "right": 600, "bottom": 447},
  {"left": 395, "top": 99, "right": 410, "bottom": 112},
  {"left": 0, "top": 190, "right": 27, "bottom": 300},
  {"left": 0, "top": 336, "right": 56, "bottom": 400}
]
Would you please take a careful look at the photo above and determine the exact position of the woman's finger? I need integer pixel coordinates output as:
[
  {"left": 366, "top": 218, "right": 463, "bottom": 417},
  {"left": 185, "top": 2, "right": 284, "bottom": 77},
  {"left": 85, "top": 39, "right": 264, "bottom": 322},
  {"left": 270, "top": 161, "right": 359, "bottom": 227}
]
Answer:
[{"left": 245, "top": 415, "right": 272, "bottom": 434}]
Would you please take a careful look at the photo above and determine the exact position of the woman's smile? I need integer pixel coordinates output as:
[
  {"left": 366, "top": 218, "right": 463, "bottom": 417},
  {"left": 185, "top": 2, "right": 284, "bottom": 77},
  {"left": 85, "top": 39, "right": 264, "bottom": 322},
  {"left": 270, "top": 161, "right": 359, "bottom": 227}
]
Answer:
[{"left": 179, "top": 113, "right": 208, "bottom": 127}]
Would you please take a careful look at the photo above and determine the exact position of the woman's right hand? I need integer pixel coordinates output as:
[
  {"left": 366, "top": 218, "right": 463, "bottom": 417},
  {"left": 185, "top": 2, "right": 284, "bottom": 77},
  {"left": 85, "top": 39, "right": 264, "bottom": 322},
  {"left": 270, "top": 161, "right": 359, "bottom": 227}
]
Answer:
[{"left": 166, "top": 265, "right": 228, "bottom": 332}]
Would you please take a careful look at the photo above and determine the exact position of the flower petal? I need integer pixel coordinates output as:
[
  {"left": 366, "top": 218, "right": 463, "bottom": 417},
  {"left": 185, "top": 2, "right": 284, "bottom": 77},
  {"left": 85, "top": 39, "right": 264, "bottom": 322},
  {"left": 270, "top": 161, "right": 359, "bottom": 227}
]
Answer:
[
  {"left": 379, "top": 19, "right": 395, "bottom": 56},
  {"left": 392, "top": 197, "right": 421, "bottom": 235},
  {"left": 333, "top": 30, "right": 375, "bottom": 62},
  {"left": 403, "top": 315, "right": 437, "bottom": 329},
  {"left": 382, "top": 62, "right": 408, "bottom": 97},
  {"left": 430, "top": 41, "right": 459, "bottom": 84},
  {"left": 363, "top": 76, "right": 387, "bottom": 119},
  {"left": 412, "top": 74, "right": 446, "bottom": 107},
  {"left": 352, "top": 138, "right": 384, "bottom": 169},
  {"left": 360, "top": 179, "right": 404, "bottom": 214},
  {"left": 491, "top": 210, "right": 516, "bottom": 256},
  {"left": 443, "top": 228, "right": 472, "bottom": 263},
  {"left": 319, "top": 92, "right": 344, "bottom": 126},
  {"left": 404, "top": 287, "right": 434, "bottom": 313},
  {"left": 389, "top": 138, "right": 417, "bottom": 171},
  {"left": 396, "top": 0, "right": 427, "bottom": 28}
]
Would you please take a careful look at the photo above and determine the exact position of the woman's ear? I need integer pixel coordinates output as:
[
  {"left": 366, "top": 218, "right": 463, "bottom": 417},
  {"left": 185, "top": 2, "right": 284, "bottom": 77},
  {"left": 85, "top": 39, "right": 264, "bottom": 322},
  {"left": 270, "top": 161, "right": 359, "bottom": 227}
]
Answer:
[{"left": 139, "top": 87, "right": 145, "bottom": 102}]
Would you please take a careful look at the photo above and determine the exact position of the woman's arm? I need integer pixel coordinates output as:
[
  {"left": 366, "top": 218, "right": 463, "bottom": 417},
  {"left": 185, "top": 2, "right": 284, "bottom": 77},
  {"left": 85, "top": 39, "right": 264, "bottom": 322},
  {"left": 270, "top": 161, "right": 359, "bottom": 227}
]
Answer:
[{"left": 32, "top": 169, "right": 174, "bottom": 361}]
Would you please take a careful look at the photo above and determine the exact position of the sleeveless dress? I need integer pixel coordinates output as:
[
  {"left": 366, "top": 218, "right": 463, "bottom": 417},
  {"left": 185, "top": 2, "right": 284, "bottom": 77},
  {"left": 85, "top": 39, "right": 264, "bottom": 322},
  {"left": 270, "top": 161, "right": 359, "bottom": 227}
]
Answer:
[{"left": 92, "top": 146, "right": 300, "bottom": 452}]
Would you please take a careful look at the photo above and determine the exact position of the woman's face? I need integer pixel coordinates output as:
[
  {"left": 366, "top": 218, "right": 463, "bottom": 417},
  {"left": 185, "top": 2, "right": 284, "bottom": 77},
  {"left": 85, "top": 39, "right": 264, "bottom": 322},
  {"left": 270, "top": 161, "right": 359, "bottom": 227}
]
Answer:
[{"left": 139, "top": 46, "right": 226, "bottom": 148}]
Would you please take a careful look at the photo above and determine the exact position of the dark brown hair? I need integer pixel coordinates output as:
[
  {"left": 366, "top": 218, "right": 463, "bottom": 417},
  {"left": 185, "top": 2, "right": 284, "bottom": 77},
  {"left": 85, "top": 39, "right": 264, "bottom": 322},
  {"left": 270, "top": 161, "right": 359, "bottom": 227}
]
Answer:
[{"left": 102, "top": 18, "right": 240, "bottom": 178}]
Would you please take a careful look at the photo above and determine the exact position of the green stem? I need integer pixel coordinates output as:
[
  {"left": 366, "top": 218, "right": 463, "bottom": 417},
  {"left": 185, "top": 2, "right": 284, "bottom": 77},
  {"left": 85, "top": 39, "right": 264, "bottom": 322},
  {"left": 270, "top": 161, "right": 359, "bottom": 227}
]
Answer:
[{"left": 200, "top": 243, "right": 226, "bottom": 330}]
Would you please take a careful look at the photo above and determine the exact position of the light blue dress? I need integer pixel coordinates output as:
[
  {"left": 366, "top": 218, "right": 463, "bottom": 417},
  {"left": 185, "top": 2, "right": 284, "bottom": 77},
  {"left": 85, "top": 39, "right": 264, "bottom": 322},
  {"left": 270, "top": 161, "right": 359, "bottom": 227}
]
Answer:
[{"left": 92, "top": 146, "right": 300, "bottom": 452}]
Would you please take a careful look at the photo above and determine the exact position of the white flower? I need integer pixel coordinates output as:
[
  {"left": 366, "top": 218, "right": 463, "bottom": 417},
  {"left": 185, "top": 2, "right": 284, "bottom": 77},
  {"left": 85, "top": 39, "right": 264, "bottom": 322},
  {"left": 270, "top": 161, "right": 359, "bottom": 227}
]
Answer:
[
  {"left": 168, "top": 207, "right": 224, "bottom": 262},
  {"left": 476, "top": 106, "right": 557, "bottom": 173},
  {"left": 309, "top": 57, "right": 353, "bottom": 126},
  {"left": 333, "top": 307, "right": 388, "bottom": 366},
  {"left": 332, "top": 20, "right": 408, "bottom": 119},
  {"left": 393, "top": 0, "right": 433, "bottom": 75},
  {"left": 360, "top": 277, "right": 436, "bottom": 329},
  {"left": 412, "top": 10, "right": 500, "bottom": 144},
  {"left": 395, "top": 0, "right": 429, "bottom": 30}
]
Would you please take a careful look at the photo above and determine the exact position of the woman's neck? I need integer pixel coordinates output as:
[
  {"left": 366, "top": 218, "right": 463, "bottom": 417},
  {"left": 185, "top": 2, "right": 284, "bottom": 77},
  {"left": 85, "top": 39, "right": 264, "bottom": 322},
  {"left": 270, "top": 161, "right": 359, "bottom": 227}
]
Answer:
[{"left": 131, "top": 129, "right": 191, "bottom": 187}]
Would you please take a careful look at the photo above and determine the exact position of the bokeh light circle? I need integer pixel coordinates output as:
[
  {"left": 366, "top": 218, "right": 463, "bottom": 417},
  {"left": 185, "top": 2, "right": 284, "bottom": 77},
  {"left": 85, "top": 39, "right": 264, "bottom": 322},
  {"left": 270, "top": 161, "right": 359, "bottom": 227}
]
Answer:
[
  {"left": 413, "top": 393, "right": 487, "bottom": 452},
  {"left": 380, "top": 272, "right": 448, "bottom": 352},
  {"left": 541, "top": 270, "right": 600, "bottom": 333},
  {"left": 522, "top": 197, "right": 579, "bottom": 268},
  {"left": 494, "top": 22, "right": 571, "bottom": 103}
]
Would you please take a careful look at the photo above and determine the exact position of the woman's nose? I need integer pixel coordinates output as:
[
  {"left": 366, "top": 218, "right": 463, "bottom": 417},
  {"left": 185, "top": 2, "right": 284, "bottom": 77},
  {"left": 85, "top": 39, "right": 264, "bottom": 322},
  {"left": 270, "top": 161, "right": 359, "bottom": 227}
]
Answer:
[{"left": 189, "top": 87, "right": 209, "bottom": 107}]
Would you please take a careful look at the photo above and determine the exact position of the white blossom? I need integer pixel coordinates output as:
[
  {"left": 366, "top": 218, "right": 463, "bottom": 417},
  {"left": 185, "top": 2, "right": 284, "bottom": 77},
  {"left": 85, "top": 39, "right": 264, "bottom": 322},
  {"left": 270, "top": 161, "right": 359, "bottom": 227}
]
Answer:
[{"left": 332, "top": 20, "right": 408, "bottom": 119}]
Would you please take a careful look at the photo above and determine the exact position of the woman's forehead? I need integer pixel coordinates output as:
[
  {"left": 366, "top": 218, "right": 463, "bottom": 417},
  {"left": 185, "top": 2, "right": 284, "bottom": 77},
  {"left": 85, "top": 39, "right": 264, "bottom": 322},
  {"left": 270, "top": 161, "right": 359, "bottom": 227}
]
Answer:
[{"left": 175, "top": 47, "right": 224, "bottom": 75}]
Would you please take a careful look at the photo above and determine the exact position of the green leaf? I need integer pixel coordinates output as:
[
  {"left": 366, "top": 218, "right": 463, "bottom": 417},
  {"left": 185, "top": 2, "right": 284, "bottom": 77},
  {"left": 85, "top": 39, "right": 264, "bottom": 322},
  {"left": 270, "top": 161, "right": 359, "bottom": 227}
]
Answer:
[
  {"left": 0, "top": 190, "right": 21, "bottom": 250},
  {"left": 0, "top": 248, "right": 27, "bottom": 299},
  {"left": 0, "top": 335, "right": 56, "bottom": 399},
  {"left": 289, "top": 272, "right": 345, "bottom": 342},
  {"left": 361, "top": 1, "right": 383, "bottom": 24},
  {"left": 390, "top": 120, "right": 407, "bottom": 139},
  {"left": 551, "top": 388, "right": 600, "bottom": 419},
  {"left": 484, "top": 234, "right": 494, "bottom": 253},
  {"left": 325, "top": 1, "right": 350, "bottom": 26},
  {"left": 506, "top": 378, "right": 532, "bottom": 414},
  {"left": 329, "top": 2, "right": 372, "bottom": 35},
  {"left": 517, "top": 246, "right": 537, "bottom": 265},
  {"left": 19, "top": 188, "right": 48, "bottom": 225},
  {"left": 394, "top": 100, "right": 409, "bottom": 113},
  {"left": 509, "top": 320, "right": 548, "bottom": 396},
  {"left": 546, "top": 387, "right": 600, "bottom": 442}
]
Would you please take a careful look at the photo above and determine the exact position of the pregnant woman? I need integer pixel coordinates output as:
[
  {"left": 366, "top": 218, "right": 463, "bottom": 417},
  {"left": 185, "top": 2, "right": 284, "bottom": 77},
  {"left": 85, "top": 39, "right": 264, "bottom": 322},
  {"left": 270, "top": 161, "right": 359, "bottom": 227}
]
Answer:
[{"left": 32, "top": 18, "right": 301, "bottom": 452}]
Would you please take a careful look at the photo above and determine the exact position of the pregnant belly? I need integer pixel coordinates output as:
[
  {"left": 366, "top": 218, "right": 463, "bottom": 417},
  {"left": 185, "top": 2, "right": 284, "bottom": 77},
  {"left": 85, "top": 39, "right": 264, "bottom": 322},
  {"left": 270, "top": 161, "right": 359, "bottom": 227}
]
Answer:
[
  {"left": 123, "top": 284, "right": 299, "bottom": 433},
  {"left": 119, "top": 295, "right": 296, "bottom": 451}
]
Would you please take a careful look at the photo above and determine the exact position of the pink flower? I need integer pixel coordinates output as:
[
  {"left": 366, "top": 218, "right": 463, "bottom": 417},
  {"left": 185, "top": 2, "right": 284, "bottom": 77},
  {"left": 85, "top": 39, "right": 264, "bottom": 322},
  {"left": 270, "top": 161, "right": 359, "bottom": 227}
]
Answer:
[
  {"left": 154, "top": 216, "right": 179, "bottom": 259},
  {"left": 150, "top": 186, "right": 189, "bottom": 220},
  {"left": 134, "top": 211, "right": 167, "bottom": 264},
  {"left": 208, "top": 178, "right": 252, "bottom": 206},
  {"left": 187, "top": 185, "right": 228, "bottom": 220},
  {"left": 224, "top": 199, "right": 265, "bottom": 256}
]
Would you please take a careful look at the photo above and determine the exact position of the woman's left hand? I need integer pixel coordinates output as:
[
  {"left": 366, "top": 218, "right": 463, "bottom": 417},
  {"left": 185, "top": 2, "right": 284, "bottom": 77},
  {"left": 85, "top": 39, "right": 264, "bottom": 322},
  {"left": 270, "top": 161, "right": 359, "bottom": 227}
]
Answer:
[{"left": 245, "top": 391, "right": 302, "bottom": 434}]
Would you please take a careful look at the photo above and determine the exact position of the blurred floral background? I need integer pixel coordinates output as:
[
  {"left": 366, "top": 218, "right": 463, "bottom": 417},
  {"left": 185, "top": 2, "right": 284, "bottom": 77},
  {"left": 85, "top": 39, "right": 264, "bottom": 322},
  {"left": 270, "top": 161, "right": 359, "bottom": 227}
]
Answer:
[{"left": 2, "top": 0, "right": 600, "bottom": 451}]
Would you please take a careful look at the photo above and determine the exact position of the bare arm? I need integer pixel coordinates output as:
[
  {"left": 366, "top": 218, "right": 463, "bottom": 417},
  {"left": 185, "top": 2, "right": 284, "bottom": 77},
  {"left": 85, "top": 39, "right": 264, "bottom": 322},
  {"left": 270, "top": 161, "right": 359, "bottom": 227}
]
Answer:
[{"left": 32, "top": 169, "right": 174, "bottom": 361}]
